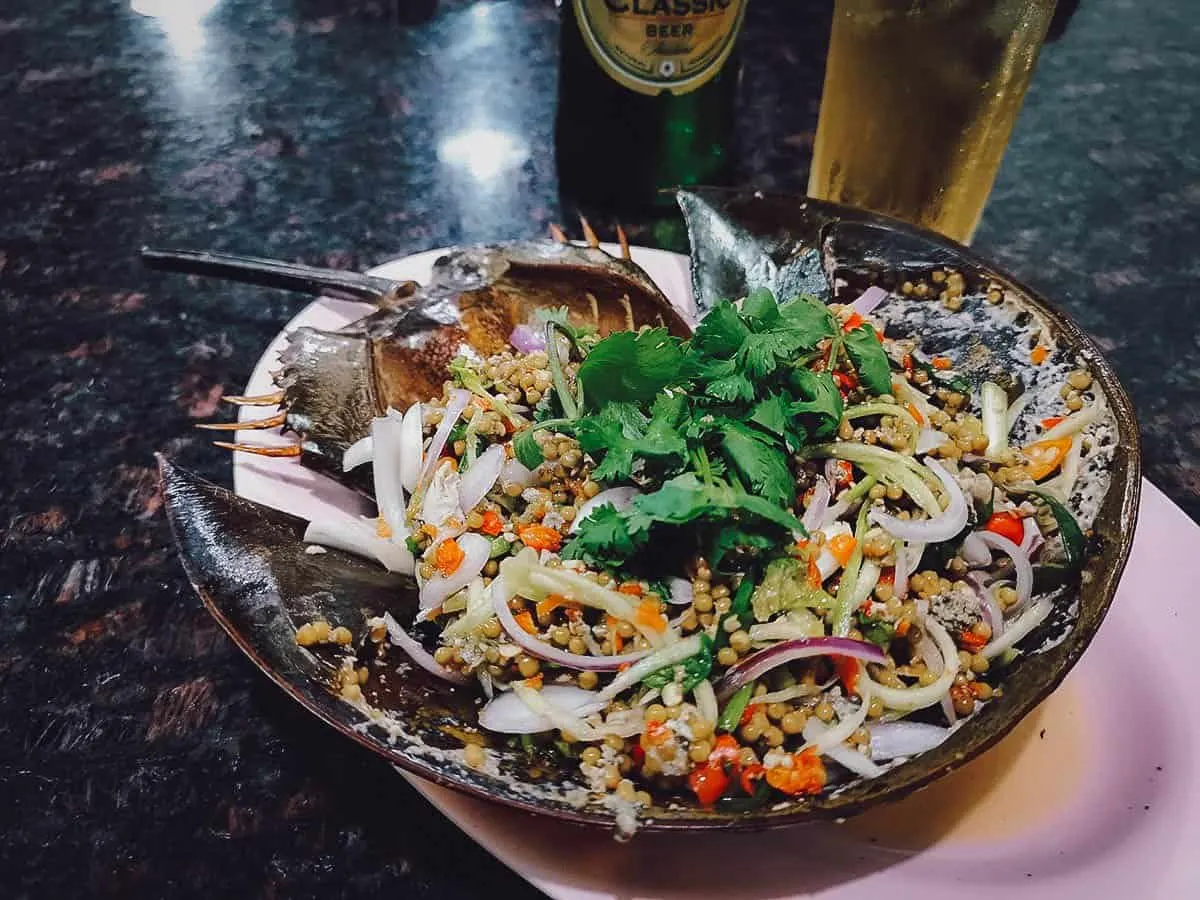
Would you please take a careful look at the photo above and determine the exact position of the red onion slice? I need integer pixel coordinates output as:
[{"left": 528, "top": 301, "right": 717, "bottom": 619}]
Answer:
[
  {"left": 965, "top": 571, "right": 1004, "bottom": 635},
  {"left": 570, "top": 486, "right": 641, "bottom": 534},
  {"left": 399, "top": 402, "right": 423, "bottom": 494},
  {"left": 489, "top": 576, "right": 651, "bottom": 671},
  {"left": 478, "top": 684, "right": 603, "bottom": 734},
  {"left": 975, "top": 530, "right": 1032, "bottom": 609},
  {"left": 849, "top": 285, "right": 888, "bottom": 316},
  {"left": 342, "top": 435, "right": 373, "bottom": 472},
  {"left": 459, "top": 443, "right": 505, "bottom": 513},
  {"left": 868, "top": 721, "right": 950, "bottom": 760},
  {"left": 419, "top": 389, "right": 471, "bottom": 487},
  {"left": 382, "top": 612, "right": 469, "bottom": 685},
  {"left": 419, "top": 532, "right": 491, "bottom": 611},
  {"left": 716, "top": 638, "right": 888, "bottom": 701},
  {"left": 868, "top": 458, "right": 968, "bottom": 543},
  {"left": 303, "top": 517, "right": 414, "bottom": 575},
  {"left": 1020, "top": 516, "right": 1044, "bottom": 557},
  {"left": 801, "top": 480, "right": 831, "bottom": 534},
  {"left": 508, "top": 323, "right": 547, "bottom": 355}
]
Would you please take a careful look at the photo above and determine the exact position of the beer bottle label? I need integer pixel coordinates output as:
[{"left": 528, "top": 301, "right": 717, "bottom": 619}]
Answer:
[{"left": 572, "top": 0, "right": 747, "bottom": 96}]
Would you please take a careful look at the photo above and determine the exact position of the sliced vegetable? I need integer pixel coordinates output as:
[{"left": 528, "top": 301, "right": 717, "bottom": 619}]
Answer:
[
  {"left": 383, "top": 613, "right": 469, "bottom": 686},
  {"left": 867, "top": 458, "right": 968, "bottom": 543},
  {"left": 717, "top": 683, "right": 754, "bottom": 733},
  {"left": 981, "top": 381, "right": 1009, "bottom": 459},
  {"left": 303, "top": 517, "right": 415, "bottom": 575},
  {"left": 716, "top": 637, "right": 888, "bottom": 700},
  {"left": 419, "top": 532, "right": 491, "bottom": 611}
]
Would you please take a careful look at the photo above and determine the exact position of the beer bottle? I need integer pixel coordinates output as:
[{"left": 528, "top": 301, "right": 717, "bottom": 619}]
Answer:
[{"left": 556, "top": 1, "right": 748, "bottom": 213}]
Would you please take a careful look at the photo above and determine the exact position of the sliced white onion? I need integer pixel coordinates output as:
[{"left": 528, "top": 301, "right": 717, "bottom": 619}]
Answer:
[
  {"left": 982, "top": 596, "right": 1053, "bottom": 660},
  {"left": 748, "top": 610, "right": 824, "bottom": 644},
  {"left": 801, "top": 480, "right": 831, "bottom": 534},
  {"left": 801, "top": 680, "right": 871, "bottom": 753},
  {"left": 693, "top": 679, "right": 719, "bottom": 726},
  {"left": 823, "top": 458, "right": 841, "bottom": 491},
  {"left": 975, "top": 530, "right": 1033, "bottom": 610},
  {"left": 399, "top": 402, "right": 424, "bottom": 493},
  {"left": 892, "top": 542, "right": 911, "bottom": 600},
  {"left": 418, "top": 532, "right": 491, "bottom": 611},
  {"left": 419, "top": 389, "right": 470, "bottom": 487},
  {"left": 498, "top": 457, "right": 535, "bottom": 491},
  {"left": 303, "top": 518, "right": 414, "bottom": 574},
  {"left": 891, "top": 376, "right": 938, "bottom": 424},
  {"left": 510, "top": 682, "right": 602, "bottom": 741},
  {"left": 1006, "top": 392, "right": 1031, "bottom": 435},
  {"left": 570, "top": 486, "right": 641, "bottom": 534},
  {"left": 940, "top": 694, "right": 958, "bottom": 725},
  {"left": 342, "top": 435, "right": 373, "bottom": 472},
  {"left": 382, "top": 612, "right": 469, "bottom": 685},
  {"left": 489, "top": 576, "right": 650, "bottom": 671},
  {"left": 866, "top": 616, "right": 958, "bottom": 712},
  {"left": 868, "top": 458, "right": 968, "bottom": 543},
  {"left": 869, "top": 721, "right": 950, "bottom": 760},
  {"left": 966, "top": 572, "right": 1004, "bottom": 634},
  {"left": 666, "top": 577, "right": 693, "bottom": 606},
  {"left": 849, "top": 285, "right": 888, "bottom": 316},
  {"left": 961, "top": 532, "right": 992, "bottom": 567},
  {"left": 915, "top": 427, "right": 949, "bottom": 455},
  {"left": 508, "top": 323, "right": 547, "bottom": 355},
  {"left": 459, "top": 444, "right": 505, "bottom": 512},
  {"left": 481, "top": 683, "right": 604, "bottom": 735},
  {"left": 814, "top": 520, "right": 853, "bottom": 581},
  {"left": 421, "top": 462, "right": 463, "bottom": 530},
  {"left": 747, "top": 683, "right": 825, "bottom": 706},
  {"left": 442, "top": 577, "right": 493, "bottom": 640},
  {"left": 823, "top": 741, "right": 885, "bottom": 778},
  {"left": 595, "top": 634, "right": 705, "bottom": 703},
  {"left": 849, "top": 561, "right": 881, "bottom": 609},
  {"left": 371, "top": 414, "right": 409, "bottom": 542},
  {"left": 981, "top": 381, "right": 1009, "bottom": 459},
  {"left": 1041, "top": 397, "right": 1105, "bottom": 442}
]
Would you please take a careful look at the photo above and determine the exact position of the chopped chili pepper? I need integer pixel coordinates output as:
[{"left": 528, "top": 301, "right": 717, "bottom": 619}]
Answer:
[
  {"left": 931, "top": 356, "right": 953, "bottom": 370},
  {"left": 1023, "top": 437, "right": 1072, "bottom": 480},
  {"left": 901, "top": 353, "right": 914, "bottom": 372},
  {"left": 895, "top": 618, "right": 911, "bottom": 638},
  {"left": 950, "top": 681, "right": 975, "bottom": 710},
  {"left": 606, "top": 615, "right": 624, "bottom": 653},
  {"left": 1040, "top": 415, "right": 1065, "bottom": 430},
  {"left": 878, "top": 567, "right": 895, "bottom": 586},
  {"left": 739, "top": 702, "right": 757, "bottom": 728},
  {"left": 634, "top": 599, "right": 667, "bottom": 633},
  {"left": 959, "top": 629, "right": 988, "bottom": 653},
  {"left": 434, "top": 538, "right": 465, "bottom": 577},
  {"left": 807, "top": 556, "right": 823, "bottom": 588},
  {"left": 765, "top": 749, "right": 826, "bottom": 796},
  {"left": 827, "top": 533, "right": 858, "bottom": 567},
  {"left": 834, "top": 656, "right": 860, "bottom": 696},
  {"left": 535, "top": 593, "right": 578, "bottom": 621},
  {"left": 513, "top": 609, "right": 537, "bottom": 635},
  {"left": 842, "top": 312, "right": 865, "bottom": 331},
  {"left": 517, "top": 524, "right": 562, "bottom": 552},
  {"left": 1030, "top": 345, "right": 1049, "bottom": 365},
  {"left": 739, "top": 763, "right": 766, "bottom": 796},
  {"left": 709, "top": 734, "right": 741, "bottom": 765},
  {"left": 984, "top": 510, "right": 1025, "bottom": 544},
  {"left": 479, "top": 509, "right": 504, "bottom": 536},
  {"left": 523, "top": 673, "right": 543, "bottom": 689},
  {"left": 617, "top": 582, "right": 644, "bottom": 596},
  {"left": 833, "top": 370, "right": 858, "bottom": 393},
  {"left": 439, "top": 456, "right": 459, "bottom": 471},
  {"left": 643, "top": 720, "right": 670, "bottom": 747},
  {"left": 906, "top": 402, "right": 925, "bottom": 425},
  {"left": 833, "top": 459, "right": 854, "bottom": 489},
  {"left": 688, "top": 762, "right": 730, "bottom": 806},
  {"left": 631, "top": 744, "right": 645, "bottom": 767}
]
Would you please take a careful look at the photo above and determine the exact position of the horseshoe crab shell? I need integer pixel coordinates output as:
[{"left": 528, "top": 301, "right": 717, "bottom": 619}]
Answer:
[{"left": 158, "top": 190, "right": 1140, "bottom": 832}]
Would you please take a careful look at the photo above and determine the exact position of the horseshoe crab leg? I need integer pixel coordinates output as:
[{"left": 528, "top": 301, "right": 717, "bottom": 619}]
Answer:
[
  {"left": 548, "top": 223, "right": 569, "bottom": 244},
  {"left": 140, "top": 247, "right": 418, "bottom": 307},
  {"left": 223, "top": 390, "right": 286, "bottom": 406},
  {"left": 615, "top": 224, "right": 631, "bottom": 260},
  {"left": 578, "top": 216, "right": 600, "bottom": 248},
  {"left": 196, "top": 411, "right": 288, "bottom": 431},
  {"left": 211, "top": 441, "right": 302, "bottom": 458}
]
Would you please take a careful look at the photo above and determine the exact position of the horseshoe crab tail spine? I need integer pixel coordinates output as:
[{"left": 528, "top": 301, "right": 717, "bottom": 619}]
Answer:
[
  {"left": 548, "top": 223, "right": 569, "bottom": 244},
  {"left": 196, "top": 411, "right": 287, "bottom": 432},
  {"left": 223, "top": 390, "right": 285, "bottom": 406},
  {"left": 616, "top": 223, "right": 631, "bottom": 260},
  {"left": 579, "top": 215, "right": 600, "bottom": 248},
  {"left": 211, "top": 440, "right": 302, "bottom": 458}
]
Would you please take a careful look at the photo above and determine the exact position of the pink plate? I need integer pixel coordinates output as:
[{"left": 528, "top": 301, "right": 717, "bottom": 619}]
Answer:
[{"left": 232, "top": 247, "right": 1199, "bottom": 900}]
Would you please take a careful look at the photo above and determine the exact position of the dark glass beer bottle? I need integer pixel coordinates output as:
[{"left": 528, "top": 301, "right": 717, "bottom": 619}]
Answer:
[{"left": 556, "top": 1, "right": 747, "bottom": 213}]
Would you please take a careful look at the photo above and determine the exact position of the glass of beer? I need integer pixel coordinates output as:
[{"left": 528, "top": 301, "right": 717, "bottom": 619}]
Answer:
[{"left": 808, "top": 0, "right": 1057, "bottom": 243}]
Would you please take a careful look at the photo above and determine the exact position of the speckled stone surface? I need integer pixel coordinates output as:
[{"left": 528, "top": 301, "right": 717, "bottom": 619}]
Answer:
[{"left": 1, "top": 0, "right": 1196, "bottom": 896}]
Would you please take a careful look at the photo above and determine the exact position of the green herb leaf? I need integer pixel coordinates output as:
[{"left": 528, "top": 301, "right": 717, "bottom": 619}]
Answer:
[
  {"left": 719, "top": 421, "right": 795, "bottom": 507},
  {"left": 574, "top": 399, "right": 688, "bottom": 483},
  {"left": 561, "top": 503, "right": 646, "bottom": 567},
  {"left": 1025, "top": 489, "right": 1086, "bottom": 567},
  {"left": 740, "top": 287, "right": 781, "bottom": 327},
  {"left": 843, "top": 323, "right": 892, "bottom": 396},
  {"left": 577, "top": 327, "right": 684, "bottom": 408},
  {"left": 854, "top": 609, "right": 896, "bottom": 648},
  {"left": 714, "top": 573, "right": 756, "bottom": 650},
  {"left": 513, "top": 427, "right": 544, "bottom": 470},
  {"left": 788, "top": 368, "right": 844, "bottom": 438},
  {"left": 691, "top": 299, "right": 749, "bottom": 357}
]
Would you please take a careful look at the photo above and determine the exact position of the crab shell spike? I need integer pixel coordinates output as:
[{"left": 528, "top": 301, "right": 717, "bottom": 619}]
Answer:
[
  {"left": 197, "top": 411, "right": 287, "bottom": 431},
  {"left": 548, "top": 223, "right": 569, "bottom": 244},
  {"left": 616, "top": 223, "right": 631, "bottom": 260},
  {"left": 223, "top": 390, "right": 285, "bottom": 406},
  {"left": 578, "top": 215, "right": 600, "bottom": 248},
  {"left": 212, "top": 440, "right": 302, "bottom": 458}
]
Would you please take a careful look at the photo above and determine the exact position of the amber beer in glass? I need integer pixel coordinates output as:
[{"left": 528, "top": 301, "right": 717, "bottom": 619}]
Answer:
[{"left": 808, "top": 0, "right": 1057, "bottom": 243}]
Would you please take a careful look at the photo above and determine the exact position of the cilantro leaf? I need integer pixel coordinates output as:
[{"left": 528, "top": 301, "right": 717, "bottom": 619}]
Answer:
[
  {"left": 709, "top": 524, "right": 775, "bottom": 569},
  {"left": 719, "top": 421, "right": 795, "bottom": 507},
  {"left": 574, "top": 400, "right": 687, "bottom": 483},
  {"left": 691, "top": 300, "right": 749, "bottom": 357},
  {"left": 513, "top": 427, "right": 544, "bottom": 470},
  {"left": 738, "top": 328, "right": 812, "bottom": 379},
  {"left": 854, "top": 609, "right": 896, "bottom": 648},
  {"left": 562, "top": 503, "right": 645, "bottom": 566},
  {"left": 740, "top": 288, "right": 780, "bottom": 327},
  {"left": 749, "top": 392, "right": 808, "bottom": 450},
  {"left": 778, "top": 293, "right": 836, "bottom": 337},
  {"left": 694, "top": 357, "right": 755, "bottom": 403},
  {"left": 843, "top": 323, "right": 892, "bottom": 396},
  {"left": 630, "top": 474, "right": 803, "bottom": 534},
  {"left": 789, "top": 368, "right": 844, "bottom": 438},
  {"left": 578, "top": 328, "right": 684, "bottom": 407}
]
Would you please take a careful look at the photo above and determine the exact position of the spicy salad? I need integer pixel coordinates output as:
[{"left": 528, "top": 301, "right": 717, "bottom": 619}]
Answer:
[{"left": 297, "top": 282, "right": 1098, "bottom": 810}]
